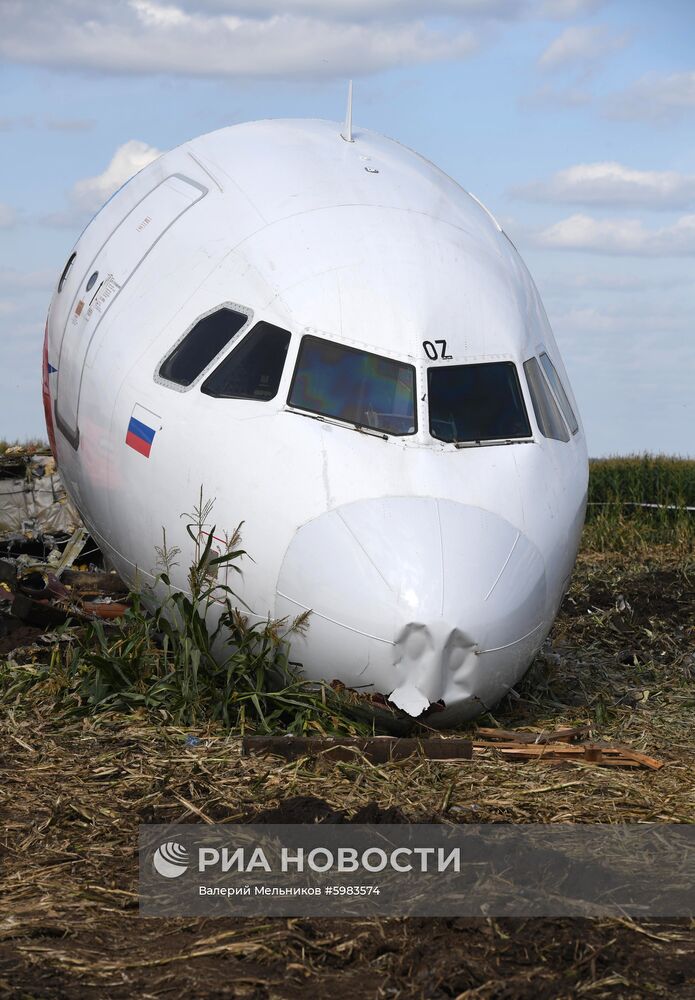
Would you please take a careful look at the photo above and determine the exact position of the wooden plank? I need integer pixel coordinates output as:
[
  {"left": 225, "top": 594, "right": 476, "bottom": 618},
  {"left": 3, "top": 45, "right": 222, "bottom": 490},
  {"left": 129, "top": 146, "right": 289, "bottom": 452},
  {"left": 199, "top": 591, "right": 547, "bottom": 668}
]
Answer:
[
  {"left": 603, "top": 748, "right": 663, "bottom": 771},
  {"left": 472, "top": 742, "right": 663, "bottom": 769},
  {"left": 82, "top": 601, "right": 130, "bottom": 619},
  {"left": 472, "top": 740, "right": 590, "bottom": 752},
  {"left": 242, "top": 736, "right": 472, "bottom": 764},
  {"left": 476, "top": 726, "right": 589, "bottom": 744},
  {"left": 242, "top": 736, "right": 661, "bottom": 770}
]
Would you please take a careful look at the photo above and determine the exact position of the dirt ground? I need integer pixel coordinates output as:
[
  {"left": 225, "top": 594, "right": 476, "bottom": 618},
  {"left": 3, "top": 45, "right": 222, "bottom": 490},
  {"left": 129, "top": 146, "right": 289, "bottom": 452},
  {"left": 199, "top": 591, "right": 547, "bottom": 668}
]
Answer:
[
  {"left": 0, "top": 620, "right": 43, "bottom": 658},
  {"left": 1, "top": 547, "right": 693, "bottom": 998}
]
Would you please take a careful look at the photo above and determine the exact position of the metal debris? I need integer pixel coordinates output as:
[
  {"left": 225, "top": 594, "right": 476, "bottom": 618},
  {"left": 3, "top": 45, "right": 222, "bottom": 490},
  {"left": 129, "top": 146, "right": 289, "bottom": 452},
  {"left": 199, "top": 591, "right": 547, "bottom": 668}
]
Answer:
[
  {"left": 0, "top": 469, "right": 129, "bottom": 631},
  {"left": 0, "top": 448, "right": 81, "bottom": 536}
]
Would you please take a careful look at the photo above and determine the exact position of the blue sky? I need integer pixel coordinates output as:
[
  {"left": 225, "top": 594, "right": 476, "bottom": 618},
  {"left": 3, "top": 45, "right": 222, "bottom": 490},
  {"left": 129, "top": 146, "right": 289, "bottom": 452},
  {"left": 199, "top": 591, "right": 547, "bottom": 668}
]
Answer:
[{"left": 1, "top": 0, "right": 693, "bottom": 455}]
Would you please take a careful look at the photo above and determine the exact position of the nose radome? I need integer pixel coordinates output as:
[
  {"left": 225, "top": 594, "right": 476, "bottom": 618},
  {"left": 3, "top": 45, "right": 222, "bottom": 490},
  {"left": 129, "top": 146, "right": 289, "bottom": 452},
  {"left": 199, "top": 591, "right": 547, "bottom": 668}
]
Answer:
[{"left": 275, "top": 497, "right": 547, "bottom": 717}]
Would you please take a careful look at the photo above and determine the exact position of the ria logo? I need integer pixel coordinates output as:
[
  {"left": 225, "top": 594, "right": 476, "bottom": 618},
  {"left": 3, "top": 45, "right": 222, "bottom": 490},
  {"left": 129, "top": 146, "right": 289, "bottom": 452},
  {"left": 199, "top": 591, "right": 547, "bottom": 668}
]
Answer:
[{"left": 153, "top": 841, "right": 189, "bottom": 878}]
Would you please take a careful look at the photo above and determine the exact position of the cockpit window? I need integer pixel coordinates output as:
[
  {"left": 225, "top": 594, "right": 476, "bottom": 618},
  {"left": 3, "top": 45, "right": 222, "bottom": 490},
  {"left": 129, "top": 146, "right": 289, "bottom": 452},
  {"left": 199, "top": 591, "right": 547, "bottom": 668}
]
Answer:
[
  {"left": 523, "top": 357, "right": 570, "bottom": 442},
  {"left": 201, "top": 321, "right": 291, "bottom": 400},
  {"left": 159, "top": 307, "right": 248, "bottom": 387},
  {"left": 428, "top": 362, "right": 531, "bottom": 444},
  {"left": 288, "top": 336, "right": 416, "bottom": 436},
  {"left": 539, "top": 352, "right": 578, "bottom": 435}
]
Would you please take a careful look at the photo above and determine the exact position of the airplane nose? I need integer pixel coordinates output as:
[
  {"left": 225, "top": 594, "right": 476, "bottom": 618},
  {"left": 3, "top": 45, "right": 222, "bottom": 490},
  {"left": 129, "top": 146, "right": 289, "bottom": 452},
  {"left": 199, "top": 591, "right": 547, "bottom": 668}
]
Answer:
[{"left": 275, "top": 497, "right": 547, "bottom": 719}]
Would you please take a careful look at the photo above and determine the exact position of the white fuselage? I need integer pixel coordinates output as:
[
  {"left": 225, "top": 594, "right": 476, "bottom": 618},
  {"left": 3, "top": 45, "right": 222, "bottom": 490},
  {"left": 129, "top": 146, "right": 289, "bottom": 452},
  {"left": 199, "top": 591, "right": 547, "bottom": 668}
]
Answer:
[{"left": 44, "top": 118, "right": 588, "bottom": 722}]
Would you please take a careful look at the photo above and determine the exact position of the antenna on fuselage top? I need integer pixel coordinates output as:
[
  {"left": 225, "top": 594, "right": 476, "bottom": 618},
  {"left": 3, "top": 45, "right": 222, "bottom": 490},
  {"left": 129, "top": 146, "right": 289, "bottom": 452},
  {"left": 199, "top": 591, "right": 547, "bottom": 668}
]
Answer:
[{"left": 340, "top": 80, "right": 354, "bottom": 142}]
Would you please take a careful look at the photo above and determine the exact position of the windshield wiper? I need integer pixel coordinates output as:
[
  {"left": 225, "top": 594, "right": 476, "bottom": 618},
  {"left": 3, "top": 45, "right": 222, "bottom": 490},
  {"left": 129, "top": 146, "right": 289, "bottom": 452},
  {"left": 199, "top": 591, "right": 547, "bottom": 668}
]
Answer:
[
  {"left": 454, "top": 437, "right": 534, "bottom": 449},
  {"left": 285, "top": 408, "right": 389, "bottom": 440}
]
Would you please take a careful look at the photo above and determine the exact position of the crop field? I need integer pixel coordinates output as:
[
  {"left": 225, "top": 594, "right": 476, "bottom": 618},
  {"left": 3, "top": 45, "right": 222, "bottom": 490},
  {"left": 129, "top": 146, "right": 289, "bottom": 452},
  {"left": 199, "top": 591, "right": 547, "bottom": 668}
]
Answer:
[
  {"left": 588, "top": 455, "right": 695, "bottom": 509},
  {"left": 0, "top": 455, "right": 693, "bottom": 998},
  {"left": 585, "top": 456, "right": 695, "bottom": 555}
]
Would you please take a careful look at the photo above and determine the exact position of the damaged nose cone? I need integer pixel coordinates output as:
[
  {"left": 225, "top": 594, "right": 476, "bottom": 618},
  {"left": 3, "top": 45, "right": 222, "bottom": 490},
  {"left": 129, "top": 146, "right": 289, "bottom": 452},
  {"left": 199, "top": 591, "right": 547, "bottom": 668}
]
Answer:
[
  {"left": 275, "top": 497, "right": 547, "bottom": 723},
  {"left": 389, "top": 621, "right": 476, "bottom": 717}
]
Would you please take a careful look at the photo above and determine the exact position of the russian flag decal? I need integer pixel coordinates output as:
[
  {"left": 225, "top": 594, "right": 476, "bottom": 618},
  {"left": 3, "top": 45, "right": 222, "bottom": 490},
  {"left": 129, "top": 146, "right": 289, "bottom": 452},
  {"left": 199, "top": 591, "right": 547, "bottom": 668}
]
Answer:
[{"left": 126, "top": 404, "right": 160, "bottom": 458}]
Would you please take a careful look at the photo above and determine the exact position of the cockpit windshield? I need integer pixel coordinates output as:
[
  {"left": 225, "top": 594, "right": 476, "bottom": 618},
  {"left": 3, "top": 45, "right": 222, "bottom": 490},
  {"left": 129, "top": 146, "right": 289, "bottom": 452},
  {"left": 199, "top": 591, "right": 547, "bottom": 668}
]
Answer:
[
  {"left": 428, "top": 361, "right": 531, "bottom": 444},
  {"left": 288, "top": 336, "right": 416, "bottom": 436}
]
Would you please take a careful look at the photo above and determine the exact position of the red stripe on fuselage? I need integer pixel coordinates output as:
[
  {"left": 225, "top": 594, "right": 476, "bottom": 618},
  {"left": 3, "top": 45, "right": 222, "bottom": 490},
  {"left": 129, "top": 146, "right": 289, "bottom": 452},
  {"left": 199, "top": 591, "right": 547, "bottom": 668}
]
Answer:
[{"left": 42, "top": 321, "right": 58, "bottom": 461}]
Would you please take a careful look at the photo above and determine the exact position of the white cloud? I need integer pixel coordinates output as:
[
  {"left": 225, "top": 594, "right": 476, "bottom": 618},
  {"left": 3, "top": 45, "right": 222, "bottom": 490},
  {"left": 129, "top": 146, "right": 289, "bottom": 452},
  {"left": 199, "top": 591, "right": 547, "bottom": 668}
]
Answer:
[
  {"left": 532, "top": 212, "right": 695, "bottom": 256},
  {"left": 0, "top": 204, "right": 17, "bottom": 228},
  {"left": 607, "top": 70, "right": 695, "bottom": 123},
  {"left": 176, "top": 0, "right": 602, "bottom": 20},
  {"left": 42, "top": 139, "right": 162, "bottom": 228},
  {"left": 0, "top": 1, "right": 480, "bottom": 79},
  {"left": 0, "top": 269, "right": 54, "bottom": 291},
  {"left": 538, "top": 25, "right": 626, "bottom": 72},
  {"left": 153, "top": 0, "right": 523, "bottom": 20},
  {"left": 133, "top": 0, "right": 191, "bottom": 26},
  {"left": 71, "top": 140, "right": 162, "bottom": 214},
  {"left": 549, "top": 303, "right": 691, "bottom": 336},
  {"left": 0, "top": 1, "right": 616, "bottom": 83},
  {"left": 541, "top": 271, "right": 692, "bottom": 294},
  {"left": 514, "top": 162, "right": 695, "bottom": 210},
  {"left": 538, "top": 0, "right": 605, "bottom": 16}
]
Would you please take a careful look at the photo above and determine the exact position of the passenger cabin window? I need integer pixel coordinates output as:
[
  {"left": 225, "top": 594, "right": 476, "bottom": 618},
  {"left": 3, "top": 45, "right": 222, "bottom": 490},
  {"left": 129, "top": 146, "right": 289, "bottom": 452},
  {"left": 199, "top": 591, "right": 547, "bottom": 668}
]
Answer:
[
  {"left": 288, "top": 336, "right": 416, "bottom": 436},
  {"left": 159, "top": 307, "right": 248, "bottom": 387},
  {"left": 201, "top": 321, "right": 291, "bottom": 401},
  {"left": 539, "top": 352, "right": 578, "bottom": 435},
  {"left": 428, "top": 362, "right": 531, "bottom": 444},
  {"left": 523, "top": 357, "right": 570, "bottom": 442}
]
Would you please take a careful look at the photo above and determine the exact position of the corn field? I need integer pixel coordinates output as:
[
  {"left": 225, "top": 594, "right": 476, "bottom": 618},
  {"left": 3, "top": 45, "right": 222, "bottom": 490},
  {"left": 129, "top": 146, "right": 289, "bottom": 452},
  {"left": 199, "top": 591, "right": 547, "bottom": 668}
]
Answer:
[{"left": 585, "top": 455, "right": 695, "bottom": 553}]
